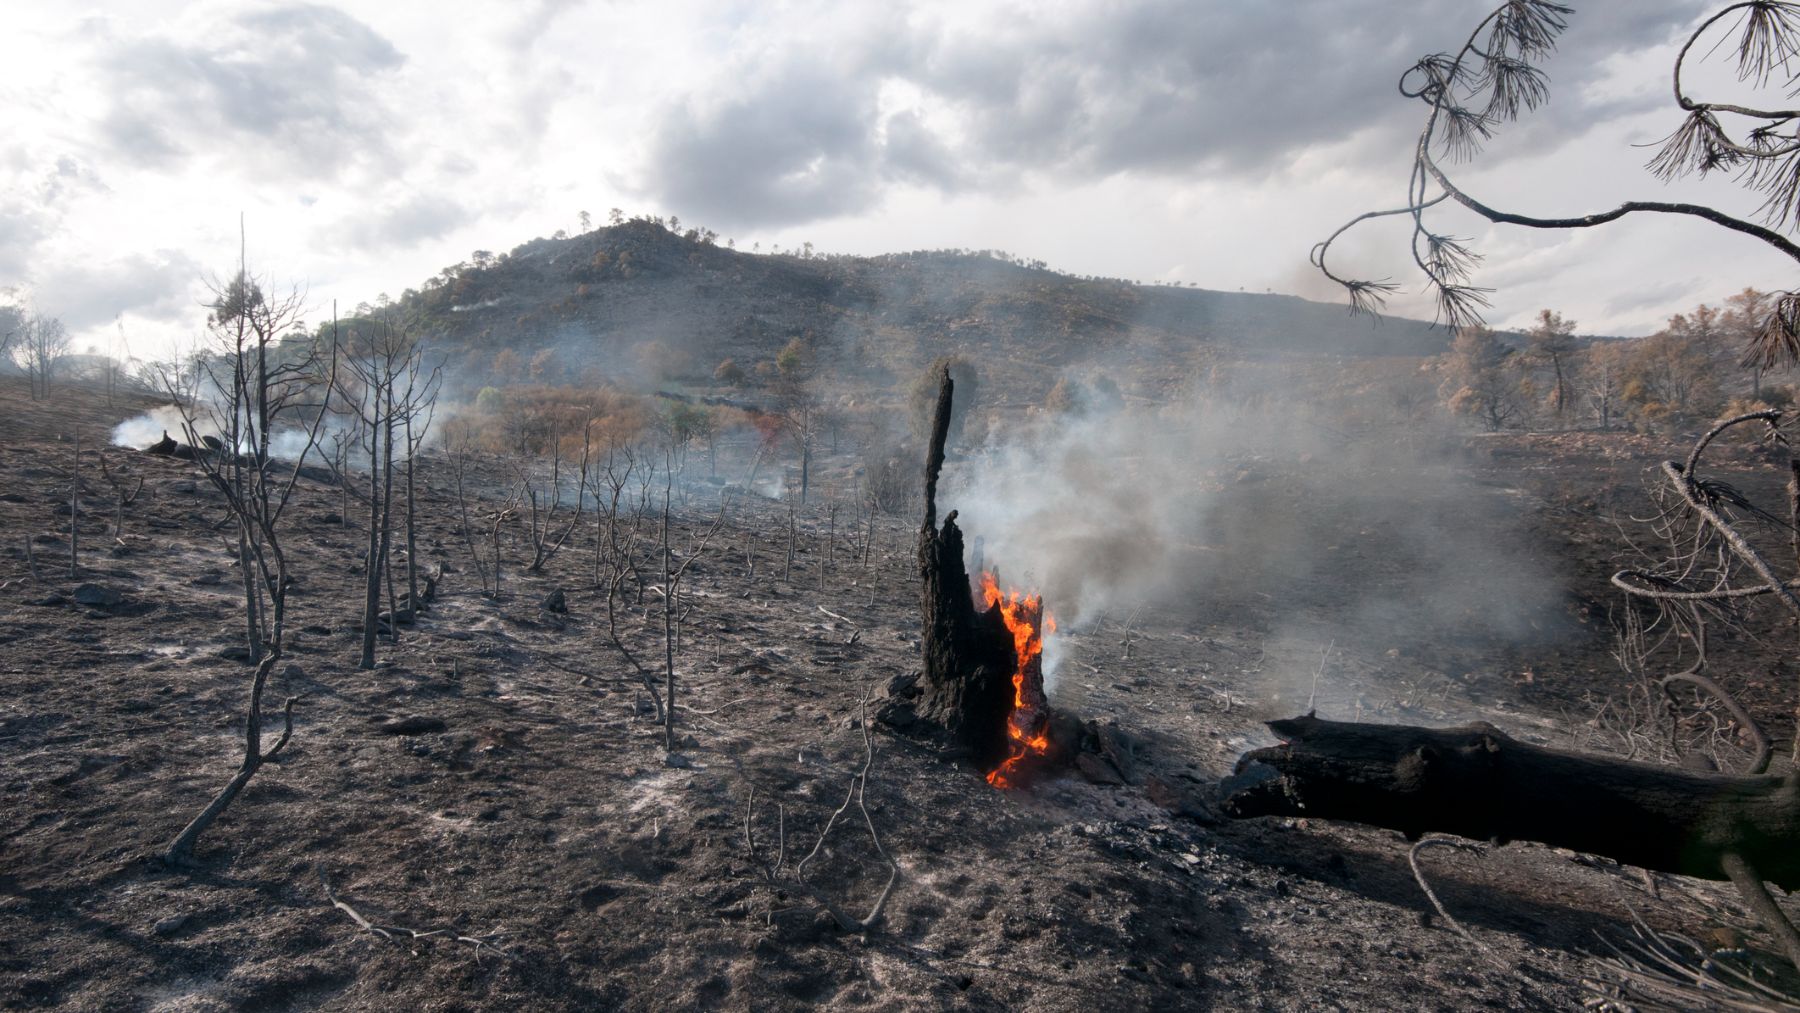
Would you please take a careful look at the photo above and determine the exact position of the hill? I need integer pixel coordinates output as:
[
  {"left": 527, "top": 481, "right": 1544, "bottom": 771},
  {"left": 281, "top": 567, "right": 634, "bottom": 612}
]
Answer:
[{"left": 379, "top": 221, "right": 1456, "bottom": 399}]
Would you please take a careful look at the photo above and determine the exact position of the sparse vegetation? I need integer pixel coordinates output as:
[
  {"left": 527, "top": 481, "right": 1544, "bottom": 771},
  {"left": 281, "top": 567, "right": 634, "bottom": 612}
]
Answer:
[{"left": 27, "top": 3, "right": 1800, "bottom": 1007}]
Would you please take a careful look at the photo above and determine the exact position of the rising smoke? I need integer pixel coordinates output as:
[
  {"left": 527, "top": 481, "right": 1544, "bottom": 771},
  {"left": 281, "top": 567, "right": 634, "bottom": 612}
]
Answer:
[
  {"left": 942, "top": 365, "right": 1568, "bottom": 692},
  {"left": 111, "top": 402, "right": 350, "bottom": 463}
]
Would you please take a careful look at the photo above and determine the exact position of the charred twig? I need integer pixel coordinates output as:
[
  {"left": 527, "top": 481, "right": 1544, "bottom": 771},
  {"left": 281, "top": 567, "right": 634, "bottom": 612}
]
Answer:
[
  {"left": 318, "top": 867, "right": 515, "bottom": 961},
  {"left": 96, "top": 448, "right": 144, "bottom": 541},
  {"left": 818, "top": 604, "right": 863, "bottom": 644},
  {"left": 742, "top": 691, "right": 899, "bottom": 933},
  {"left": 1119, "top": 604, "right": 1143, "bottom": 661},
  {"left": 1409, "top": 837, "right": 1499, "bottom": 962}
]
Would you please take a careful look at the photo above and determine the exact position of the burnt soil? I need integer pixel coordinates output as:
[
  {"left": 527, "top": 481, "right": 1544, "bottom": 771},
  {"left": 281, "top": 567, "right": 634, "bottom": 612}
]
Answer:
[{"left": 4, "top": 376, "right": 1800, "bottom": 1011}]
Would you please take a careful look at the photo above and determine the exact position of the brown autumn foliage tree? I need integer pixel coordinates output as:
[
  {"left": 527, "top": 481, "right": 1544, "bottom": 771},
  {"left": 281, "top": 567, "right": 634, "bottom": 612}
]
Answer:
[
  {"left": 1440, "top": 325, "right": 1523, "bottom": 430},
  {"left": 1526, "top": 309, "right": 1576, "bottom": 418},
  {"left": 1727, "top": 287, "right": 1777, "bottom": 397},
  {"left": 1621, "top": 327, "right": 1724, "bottom": 428},
  {"left": 1578, "top": 339, "right": 1627, "bottom": 430}
]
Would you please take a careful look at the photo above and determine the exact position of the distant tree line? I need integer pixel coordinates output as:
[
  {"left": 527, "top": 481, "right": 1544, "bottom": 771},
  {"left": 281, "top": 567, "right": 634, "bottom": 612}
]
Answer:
[{"left": 1438, "top": 289, "right": 1783, "bottom": 433}]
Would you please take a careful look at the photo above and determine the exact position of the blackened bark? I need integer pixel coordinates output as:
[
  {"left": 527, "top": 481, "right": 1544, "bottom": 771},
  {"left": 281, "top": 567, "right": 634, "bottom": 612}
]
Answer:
[
  {"left": 881, "top": 368, "right": 1017, "bottom": 766},
  {"left": 1224, "top": 714, "right": 1800, "bottom": 890}
]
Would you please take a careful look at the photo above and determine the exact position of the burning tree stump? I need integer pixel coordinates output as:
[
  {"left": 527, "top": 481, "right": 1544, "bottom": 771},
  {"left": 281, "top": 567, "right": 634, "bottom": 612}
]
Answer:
[{"left": 879, "top": 369, "right": 1077, "bottom": 778}]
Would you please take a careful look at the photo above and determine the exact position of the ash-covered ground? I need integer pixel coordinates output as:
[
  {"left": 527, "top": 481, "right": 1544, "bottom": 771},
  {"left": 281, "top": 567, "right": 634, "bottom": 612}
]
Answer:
[{"left": 2, "top": 376, "right": 1794, "bottom": 1011}]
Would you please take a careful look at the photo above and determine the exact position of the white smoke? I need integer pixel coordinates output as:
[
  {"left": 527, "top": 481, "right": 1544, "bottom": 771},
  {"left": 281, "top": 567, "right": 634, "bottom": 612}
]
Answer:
[
  {"left": 112, "top": 403, "right": 349, "bottom": 464},
  {"left": 942, "top": 383, "right": 1565, "bottom": 694},
  {"left": 111, "top": 405, "right": 214, "bottom": 449}
]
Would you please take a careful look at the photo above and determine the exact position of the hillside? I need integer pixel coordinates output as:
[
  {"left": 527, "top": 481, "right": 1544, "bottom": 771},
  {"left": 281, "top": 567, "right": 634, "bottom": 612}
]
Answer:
[{"left": 384, "top": 221, "right": 1455, "bottom": 399}]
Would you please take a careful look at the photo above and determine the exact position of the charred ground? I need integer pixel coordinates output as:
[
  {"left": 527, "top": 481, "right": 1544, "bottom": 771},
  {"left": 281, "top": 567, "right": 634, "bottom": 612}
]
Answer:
[{"left": 1, "top": 374, "right": 1795, "bottom": 1011}]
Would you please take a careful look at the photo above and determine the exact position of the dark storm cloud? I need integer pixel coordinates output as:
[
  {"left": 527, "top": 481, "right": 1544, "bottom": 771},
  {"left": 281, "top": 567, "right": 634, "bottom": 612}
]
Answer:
[
  {"left": 95, "top": 3, "right": 403, "bottom": 180},
  {"left": 33, "top": 250, "right": 202, "bottom": 331},
  {"left": 640, "top": 0, "right": 1705, "bottom": 228},
  {"left": 647, "top": 63, "right": 886, "bottom": 228},
  {"left": 882, "top": 110, "right": 968, "bottom": 190},
  {"left": 934, "top": 0, "right": 1705, "bottom": 176}
]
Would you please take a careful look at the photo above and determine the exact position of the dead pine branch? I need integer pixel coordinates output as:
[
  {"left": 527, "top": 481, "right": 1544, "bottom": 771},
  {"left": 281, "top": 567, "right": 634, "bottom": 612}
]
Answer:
[
  {"left": 1587, "top": 903, "right": 1800, "bottom": 1012},
  {"left": 1610, "top": 412, "right": 1792, "bottom": 771}
]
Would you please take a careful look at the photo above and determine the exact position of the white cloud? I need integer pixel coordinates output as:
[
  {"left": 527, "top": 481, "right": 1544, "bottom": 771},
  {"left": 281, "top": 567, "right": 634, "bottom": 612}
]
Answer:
[{"left": 0, "top": 0, "right": 1777, "bottom": 360}]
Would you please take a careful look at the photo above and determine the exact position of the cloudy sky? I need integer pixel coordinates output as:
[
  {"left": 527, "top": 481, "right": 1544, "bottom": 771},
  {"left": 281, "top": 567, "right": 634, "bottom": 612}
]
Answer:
[{"left": 2, "top": 0, "right": 1792, "bottom": 360}]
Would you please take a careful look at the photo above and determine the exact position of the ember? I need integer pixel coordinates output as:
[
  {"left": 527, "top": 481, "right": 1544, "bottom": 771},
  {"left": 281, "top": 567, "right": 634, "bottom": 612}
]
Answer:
[{"left": 979, "top": 572, "right": 1056, "bottom": 788}]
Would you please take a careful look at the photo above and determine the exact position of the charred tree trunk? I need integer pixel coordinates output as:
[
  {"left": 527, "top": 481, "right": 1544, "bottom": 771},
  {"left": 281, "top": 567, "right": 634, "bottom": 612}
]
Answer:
[
  {"left": 878, "top": 368, "right": 1021, "bottom": 768},
  {"left": 1225, "top": 713, "right": 1800, "bottom": 890}
]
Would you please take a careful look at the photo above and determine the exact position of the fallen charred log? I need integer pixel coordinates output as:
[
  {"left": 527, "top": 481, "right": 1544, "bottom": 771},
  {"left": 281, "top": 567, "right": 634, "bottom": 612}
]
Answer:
[
  {"left": 1224, "top": 714, "right": 1800, "bottom": 888},
  {"left": 143, "top": 431, "right": 339, "bottom": 488},
  {"left": 145, "top": 430, "right": 199, "bottom": 460},
  {"left": 1225, "top": 714, "right": 1800, "bottom": 966}
]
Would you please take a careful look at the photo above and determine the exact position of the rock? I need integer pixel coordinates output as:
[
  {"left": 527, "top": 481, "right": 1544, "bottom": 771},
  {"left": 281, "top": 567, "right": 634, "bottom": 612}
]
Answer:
[
  {"left": 1075, "top": 753, "right": 1125, "bottom": 786},
  {"left": 663, "top": 752, "right": 693, "bottom": 769},
  {"left": 576, "top": 883, "right": 618, "bottom": 911},
  {"left": 541, "top": 589, "right": 567, "bottom": 613},
  {"left": 72, "top": 584, "right": 122, "bottom": 607},
  {"left": 1083, "top": 718, "right": 1138, "bottom": 783},
  {"left": 1144, "top": 776, "right": 1218, "bottom": 825},
  {"left": 216, "top": 645, "right": 253, "bottom": 663},
  {"left": 377, "top": 716, "right": 447, "bottom": 736},
  {"left": 152, "top": 914, "right": 188, "bottom": 936}
]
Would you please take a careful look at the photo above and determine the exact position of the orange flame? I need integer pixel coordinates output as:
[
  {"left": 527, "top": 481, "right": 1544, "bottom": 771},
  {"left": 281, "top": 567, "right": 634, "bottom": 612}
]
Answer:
[{"left": 980, "top": 571, "right": 1055, "bottom": 788}]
